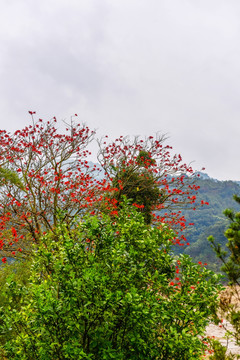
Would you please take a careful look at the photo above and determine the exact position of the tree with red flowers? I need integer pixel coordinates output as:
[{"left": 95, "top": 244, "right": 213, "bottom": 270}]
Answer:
[
  {"left": 0, "top": 114, "right": 206, "bottom": 259},
  {"left": 98, "top": 134, "right": 206, "bottom": 244},
  {"left": 0, "top": 114, "right": 106, "bottom": 258}
]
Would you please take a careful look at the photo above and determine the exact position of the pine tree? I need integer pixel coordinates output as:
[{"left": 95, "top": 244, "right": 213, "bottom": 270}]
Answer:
[{"left": 209, "top": 194, "right": 240, "bottom": 285}]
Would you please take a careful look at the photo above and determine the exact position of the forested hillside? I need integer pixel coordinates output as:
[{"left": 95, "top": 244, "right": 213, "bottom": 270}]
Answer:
[{"left": 178, "top": 175, "right": 240, "bottom": 272}]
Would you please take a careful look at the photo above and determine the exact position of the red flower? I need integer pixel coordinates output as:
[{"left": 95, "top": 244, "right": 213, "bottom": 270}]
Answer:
[
  {"left": 11, "top": 227, "right": 17, "bottom": 238},
  {"left": 2, "top": 257, "right": 7, "bottom": 263}
]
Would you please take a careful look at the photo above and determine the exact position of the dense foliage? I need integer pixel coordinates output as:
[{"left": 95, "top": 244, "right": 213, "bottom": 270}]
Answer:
[{"left": 0, "top": 202, "right": 222, "bottom": 359}]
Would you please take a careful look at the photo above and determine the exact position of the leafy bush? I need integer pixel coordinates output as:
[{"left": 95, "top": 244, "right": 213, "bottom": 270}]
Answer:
[{"left": 0, "top": 202, "right": 222, "bottom": 359}]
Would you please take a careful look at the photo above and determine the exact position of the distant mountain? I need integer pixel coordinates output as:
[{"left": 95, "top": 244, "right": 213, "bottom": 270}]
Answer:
[
  {"left": 177, "top": 177, "right": 240, "bottom": 273},
  {"left": 195, "top": 172, "right": 211, "bottom": 180}
]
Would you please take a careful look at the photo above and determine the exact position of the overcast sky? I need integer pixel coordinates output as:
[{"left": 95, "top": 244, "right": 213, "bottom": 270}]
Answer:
[{"left": 1, "top": 0, "right": 240, "bottom": 180}]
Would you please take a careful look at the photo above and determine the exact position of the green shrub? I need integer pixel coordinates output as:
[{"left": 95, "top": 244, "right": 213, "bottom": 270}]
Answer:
[{"left": 0, "top": 202, "right": 222, "bottom": 359}]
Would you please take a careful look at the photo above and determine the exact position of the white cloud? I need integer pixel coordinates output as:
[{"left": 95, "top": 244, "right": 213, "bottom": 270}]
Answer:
[{"left": 0, "top": 0, "right": 240, "bottom": 180}]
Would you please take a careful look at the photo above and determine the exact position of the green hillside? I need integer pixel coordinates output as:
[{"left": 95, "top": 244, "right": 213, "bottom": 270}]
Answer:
[{"left": 177, "top": 176, "right": 240, "bottom": 272}]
